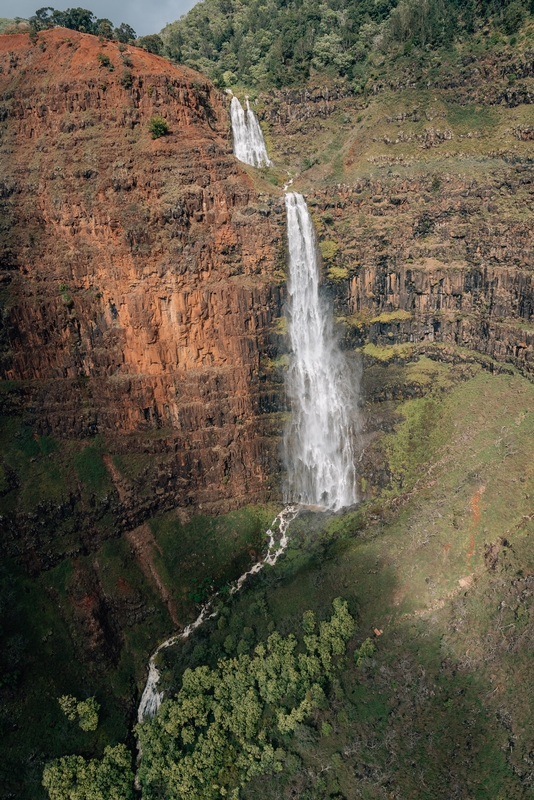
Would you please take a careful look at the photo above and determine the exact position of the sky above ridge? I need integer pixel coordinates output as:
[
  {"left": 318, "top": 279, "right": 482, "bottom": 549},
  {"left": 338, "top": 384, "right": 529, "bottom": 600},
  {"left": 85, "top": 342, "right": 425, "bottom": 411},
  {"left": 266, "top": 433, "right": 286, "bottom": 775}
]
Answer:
[{"left": 0, "top": 0, "right": 199, "bottom": 36}]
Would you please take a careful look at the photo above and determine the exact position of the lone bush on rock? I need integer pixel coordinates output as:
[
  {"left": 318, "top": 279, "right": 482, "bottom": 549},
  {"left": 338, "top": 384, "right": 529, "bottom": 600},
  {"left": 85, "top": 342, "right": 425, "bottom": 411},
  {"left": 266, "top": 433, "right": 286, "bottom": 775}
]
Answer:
[{"left": 149, "top": 116, "right": 169, "bottom": 139}]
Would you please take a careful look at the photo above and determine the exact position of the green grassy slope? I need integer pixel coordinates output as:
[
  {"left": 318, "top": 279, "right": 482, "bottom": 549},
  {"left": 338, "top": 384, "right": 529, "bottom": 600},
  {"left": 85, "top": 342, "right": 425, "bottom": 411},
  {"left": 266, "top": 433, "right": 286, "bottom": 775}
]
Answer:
[{"left": 152, "top": 358, "right": 534, "bottom": 799}]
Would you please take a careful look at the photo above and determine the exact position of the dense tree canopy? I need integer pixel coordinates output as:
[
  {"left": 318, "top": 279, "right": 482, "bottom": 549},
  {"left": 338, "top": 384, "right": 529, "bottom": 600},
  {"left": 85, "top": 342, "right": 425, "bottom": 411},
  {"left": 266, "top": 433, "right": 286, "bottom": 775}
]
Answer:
[
  {"left": 136, "top": 598, "right": 356, "bottom": 799},
  {"left": 43, "top": 599, "right": 356, "bottom": 800},
  {"left": 42, "top": 745, "right": 134, "bottom": 800},
  {"left": 161, "top": 0, "right": 534, "bottom": 87}
]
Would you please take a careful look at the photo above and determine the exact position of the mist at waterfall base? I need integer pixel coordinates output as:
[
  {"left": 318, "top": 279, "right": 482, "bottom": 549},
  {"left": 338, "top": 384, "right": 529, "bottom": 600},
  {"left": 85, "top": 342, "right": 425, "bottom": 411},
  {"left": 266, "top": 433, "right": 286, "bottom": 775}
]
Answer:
[
  {"left": 284, "top": 192, "right": 359, "bottom": 511},
  {"left": 230, "top": 96, "right": 272, "bottom": 168}
]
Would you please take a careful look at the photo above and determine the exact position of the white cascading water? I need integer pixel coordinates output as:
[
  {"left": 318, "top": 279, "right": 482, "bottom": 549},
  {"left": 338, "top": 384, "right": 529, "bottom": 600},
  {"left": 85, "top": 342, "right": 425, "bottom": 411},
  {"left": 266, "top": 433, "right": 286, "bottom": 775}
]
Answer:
[
  {"left": 137, "top": 504, "right": 298, "bottom": 722},
  {"left": 284, "top": 192, "right": 358, "bottom": 511},
  {"left": 230, "top": 95, "right": 272, "bottom": 168}
]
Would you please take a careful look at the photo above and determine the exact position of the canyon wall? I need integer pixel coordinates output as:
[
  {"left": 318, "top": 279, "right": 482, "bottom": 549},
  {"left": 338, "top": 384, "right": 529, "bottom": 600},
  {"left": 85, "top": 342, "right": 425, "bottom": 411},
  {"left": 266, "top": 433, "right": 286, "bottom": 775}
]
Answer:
[
  {"left": 0, "top": 29, "right": 287, "bottom": 536},
  {"left": 256, "top": 74, "right": 534, "bottom": 375}
]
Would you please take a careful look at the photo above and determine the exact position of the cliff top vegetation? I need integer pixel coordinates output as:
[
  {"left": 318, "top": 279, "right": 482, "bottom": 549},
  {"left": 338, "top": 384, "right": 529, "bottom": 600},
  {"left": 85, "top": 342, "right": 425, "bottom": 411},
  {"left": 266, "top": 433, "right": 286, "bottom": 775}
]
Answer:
[{"left": 162, "top": 0, "right": 534, "bottom": 88}]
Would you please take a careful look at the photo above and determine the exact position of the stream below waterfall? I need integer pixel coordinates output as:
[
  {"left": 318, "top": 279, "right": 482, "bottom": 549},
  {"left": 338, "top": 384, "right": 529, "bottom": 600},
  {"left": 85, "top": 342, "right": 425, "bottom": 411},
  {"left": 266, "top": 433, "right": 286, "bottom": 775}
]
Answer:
[{"left": 137, "top": 504, "right": 298, "bottom": 722}]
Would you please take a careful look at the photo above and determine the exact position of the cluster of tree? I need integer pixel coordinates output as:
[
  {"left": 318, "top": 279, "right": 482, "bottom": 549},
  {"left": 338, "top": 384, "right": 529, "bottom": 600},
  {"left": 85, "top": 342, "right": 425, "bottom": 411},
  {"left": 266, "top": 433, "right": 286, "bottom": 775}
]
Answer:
[
  {"left": 58, "top": 695, "right": 100, "bottom": 731},
  {"left": 42, "top": 745, "right": 134, "bottom": 800},
  {"left": 41, "top": 599, "right": 356, "bottom": 799},
  {"left": 29, "top": 7, "right": 137, "bottom": 41},
  {"left": 136, "top": 598, "right": 356, "bottom": 799},
  {"left": 161, "top": 0, "right": 534, "bottom": 87},
  {"left": 28, "top": 7, "right": 168, "bottom": 53}
]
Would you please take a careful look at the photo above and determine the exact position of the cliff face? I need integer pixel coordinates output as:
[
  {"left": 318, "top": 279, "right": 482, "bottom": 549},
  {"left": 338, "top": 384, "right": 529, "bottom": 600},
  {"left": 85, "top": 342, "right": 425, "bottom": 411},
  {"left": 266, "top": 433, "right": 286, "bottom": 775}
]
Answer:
[
  {"left": 257, "top": 75, "right": 534, "bottom": 376},
  {"left": 312, "top": 176, "right": 534, "bottom": 372},
  {"left": 0, "top": 29, "right": 286, "bottom": 531}
]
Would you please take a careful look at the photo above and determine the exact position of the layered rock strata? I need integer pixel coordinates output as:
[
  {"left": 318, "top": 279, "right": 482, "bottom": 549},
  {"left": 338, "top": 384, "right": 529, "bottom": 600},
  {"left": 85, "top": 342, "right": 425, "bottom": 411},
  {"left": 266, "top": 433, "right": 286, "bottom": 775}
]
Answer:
[
  {"left": 307, "top": 175, "right": 534, "bottom": 372},
  {"left": 0, "top": 29, "right": 286, "bottom": 539}
]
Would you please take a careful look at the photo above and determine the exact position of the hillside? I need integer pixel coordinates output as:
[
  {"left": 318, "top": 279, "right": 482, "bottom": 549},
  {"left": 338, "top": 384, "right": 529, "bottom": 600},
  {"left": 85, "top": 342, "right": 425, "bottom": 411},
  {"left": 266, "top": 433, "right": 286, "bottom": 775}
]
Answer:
[
  {"left": 161, "top": 0, "right": 534, "bottom": 88},
  {"left": 0, "top": 9, "right": 534, "bottom": 800}
]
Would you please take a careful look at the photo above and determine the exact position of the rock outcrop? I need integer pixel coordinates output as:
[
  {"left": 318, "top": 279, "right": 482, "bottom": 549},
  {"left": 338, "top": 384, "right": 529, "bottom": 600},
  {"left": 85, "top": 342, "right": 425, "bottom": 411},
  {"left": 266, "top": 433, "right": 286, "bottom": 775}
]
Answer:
[{"left": 308, "top": 176, "right": 534, "bottom": 372}]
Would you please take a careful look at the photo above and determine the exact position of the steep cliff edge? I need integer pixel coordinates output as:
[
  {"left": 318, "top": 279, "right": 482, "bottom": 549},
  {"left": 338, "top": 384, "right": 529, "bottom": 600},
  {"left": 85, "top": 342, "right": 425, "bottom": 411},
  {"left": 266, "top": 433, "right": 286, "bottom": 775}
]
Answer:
[{"left": 0, "top": 29, "right": 286, "bottom": 555}]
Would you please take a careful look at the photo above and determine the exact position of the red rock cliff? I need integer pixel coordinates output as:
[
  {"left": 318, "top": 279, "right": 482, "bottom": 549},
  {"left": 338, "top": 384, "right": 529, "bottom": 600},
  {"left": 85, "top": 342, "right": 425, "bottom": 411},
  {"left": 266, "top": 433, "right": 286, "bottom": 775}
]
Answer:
[{"left": 0, "top": 29, "right": 286, "bottom": 520}]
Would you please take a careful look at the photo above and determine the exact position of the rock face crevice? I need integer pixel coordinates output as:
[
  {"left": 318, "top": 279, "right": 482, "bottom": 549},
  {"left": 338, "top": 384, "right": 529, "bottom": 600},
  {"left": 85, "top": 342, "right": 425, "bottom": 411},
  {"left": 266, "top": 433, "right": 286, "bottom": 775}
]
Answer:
[{"left": 0, "top": 29, "right": 287, "bottom": 524}]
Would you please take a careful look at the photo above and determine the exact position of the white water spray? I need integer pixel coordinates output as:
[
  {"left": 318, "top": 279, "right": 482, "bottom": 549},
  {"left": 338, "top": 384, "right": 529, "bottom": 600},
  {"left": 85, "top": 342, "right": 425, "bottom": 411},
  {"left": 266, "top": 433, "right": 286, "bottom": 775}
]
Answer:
[
  {"left": 284, "top": 192, "right": 358, "bottom": 510},
  {"left": 230, "top": 95, "right": 272, "bottom": 168},
  {"left": 137, "top": 504, "right": 298, "bottom": 723}
]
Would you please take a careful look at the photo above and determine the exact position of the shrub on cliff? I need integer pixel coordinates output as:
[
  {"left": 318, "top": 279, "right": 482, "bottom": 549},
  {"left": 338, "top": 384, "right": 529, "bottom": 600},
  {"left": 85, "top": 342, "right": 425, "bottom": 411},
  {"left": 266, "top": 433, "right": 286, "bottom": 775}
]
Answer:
[
  {"left": 119, "top": 69, "right": 133, "bottom": 89},
  {"left": 149, "top": 116, "right": 169, "bottom": 139},
  {"left": 97, "top": 51, "right": 114, "bottom": 71}
]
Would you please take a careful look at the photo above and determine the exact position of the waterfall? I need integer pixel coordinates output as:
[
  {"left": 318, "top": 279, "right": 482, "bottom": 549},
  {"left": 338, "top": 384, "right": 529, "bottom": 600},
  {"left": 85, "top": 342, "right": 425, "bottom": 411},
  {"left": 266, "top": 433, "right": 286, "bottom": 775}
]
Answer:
[
  {"left": 284, "top": 192, "right": 358, "bottom": 511},
  {"left": 230, "top": 95, "right": 272, "bottom": 168}
]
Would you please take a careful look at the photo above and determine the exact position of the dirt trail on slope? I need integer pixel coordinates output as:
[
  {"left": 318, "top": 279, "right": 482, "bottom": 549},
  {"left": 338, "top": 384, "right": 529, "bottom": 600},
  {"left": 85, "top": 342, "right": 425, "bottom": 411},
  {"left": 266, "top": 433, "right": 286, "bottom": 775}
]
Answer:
[{"left": 125, "top": 524, "right": 181, "bottom": 629}]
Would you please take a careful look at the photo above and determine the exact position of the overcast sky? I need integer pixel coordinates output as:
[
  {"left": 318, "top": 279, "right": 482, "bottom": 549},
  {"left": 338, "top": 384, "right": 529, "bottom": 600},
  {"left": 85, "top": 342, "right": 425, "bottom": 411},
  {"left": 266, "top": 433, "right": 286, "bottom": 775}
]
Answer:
[{"left": 1, "top": 0, "right": 200, "bottom": 35}]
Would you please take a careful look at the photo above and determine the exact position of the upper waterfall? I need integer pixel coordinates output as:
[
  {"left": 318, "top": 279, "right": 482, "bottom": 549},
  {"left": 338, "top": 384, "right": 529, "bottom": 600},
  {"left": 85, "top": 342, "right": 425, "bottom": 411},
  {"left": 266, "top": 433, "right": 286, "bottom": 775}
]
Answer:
[
  {"left": 230, "top": 95, "right": 272, "bottom": 168},
  {"left": 284, "top": 192, "right": 359, "bottom": 511}
]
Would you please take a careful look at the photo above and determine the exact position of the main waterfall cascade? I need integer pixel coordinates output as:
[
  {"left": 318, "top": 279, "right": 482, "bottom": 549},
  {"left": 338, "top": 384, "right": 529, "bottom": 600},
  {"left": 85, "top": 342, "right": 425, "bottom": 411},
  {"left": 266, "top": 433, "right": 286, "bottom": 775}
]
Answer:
[
  {"left": 230, "top": 95, "right": 272, "bottom": 168},
  {"left": 138, "top": 170, "right": 359, "bottom": 726},
  {"left": 284, "top": 192, "right": 359, "bottom": 511}
]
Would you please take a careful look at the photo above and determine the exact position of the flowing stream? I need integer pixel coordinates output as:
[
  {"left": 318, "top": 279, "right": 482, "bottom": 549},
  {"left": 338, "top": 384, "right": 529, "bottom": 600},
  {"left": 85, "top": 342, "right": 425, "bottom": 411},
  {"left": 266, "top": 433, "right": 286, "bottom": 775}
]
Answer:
[
  {"left": 284, "top": 192, "right": 358, "bottom": 510},
  {"left": 137, "top": 504, "right": 298, "bottom": 722},
  {"left": 230, "top": 95, "right": 272, "bottom": 167}
]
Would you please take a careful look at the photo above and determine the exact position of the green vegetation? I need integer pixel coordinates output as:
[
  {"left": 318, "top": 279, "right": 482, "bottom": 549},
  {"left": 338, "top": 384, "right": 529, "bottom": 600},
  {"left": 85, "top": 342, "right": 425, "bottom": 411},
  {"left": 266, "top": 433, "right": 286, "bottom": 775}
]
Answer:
[
  {"left": 97, "top": 51, "right": 114, "bottom": 71},
  {"left": 370, "top": 309, "right": 412, "bottom": 323},
  {"left": 28, "top": 7, "right": 136, "bottom": 42},
  {"left": 162, "top": 0, "right": 534, "bottom": 87},
  {"left": 326, "top": 265, "right": 349, "bottom": 282},
  {"left": 0, "top": 17, "right": 23, "bottom": 33},
  {"left": 42, "top": 745, "right": 134, "bottom": 800},
  {"left": 148, "top": 116, "right": 169, "bottom": 139},
  {"left": 119, "top": 69, "right": 133, "bottom": 88},
  {"left": 149, "top": 505, "right": 275, "bottom": 619},
  {"left": 31, "top": 359, "right": 534, "bottom": 799},
  {"left": 73, "top": 442, "right": 112, "bottom": 495},
  {"left": 361, "top": 341, "right": 413, "bottom": 361},
  {"left": 58, "top": 695, "right": 100, "bottom": 731},
  {"left": 137, "top": 34, "right": 163, "bottom": 54},
  {"left": 318, "top": 239, "right": 339, "bottom": 263},
  {"left": 136, "top": 600, "right": 355, "bottom": 799},
  {"left": 0, "top": 498, "right": 276, "bottom": 799}
]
